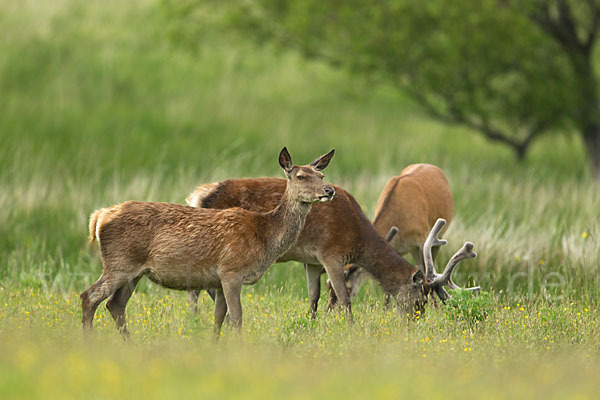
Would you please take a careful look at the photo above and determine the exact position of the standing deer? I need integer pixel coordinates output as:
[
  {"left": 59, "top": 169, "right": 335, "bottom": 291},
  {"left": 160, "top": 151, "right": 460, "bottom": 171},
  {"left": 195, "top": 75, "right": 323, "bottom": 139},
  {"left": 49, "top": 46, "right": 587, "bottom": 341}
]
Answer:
[
  {"left": 80, "top": 147, "right": 336, "bottom": 337},
  {"left": 186, "top": 169, "right": 473, "bottom": 319},
  {"left": 340, "top": 163, "right": 454, "bottom": 301}
]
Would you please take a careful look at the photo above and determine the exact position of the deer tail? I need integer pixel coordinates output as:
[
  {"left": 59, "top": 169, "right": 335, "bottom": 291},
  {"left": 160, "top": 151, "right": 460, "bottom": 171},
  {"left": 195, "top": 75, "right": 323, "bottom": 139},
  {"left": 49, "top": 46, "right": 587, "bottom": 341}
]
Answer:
[
  {"left": 88, "top": 209, "right": 104, "bottom": 244},
  {"left": 186, "top": 182, "right": 221, "bottom": 208}
]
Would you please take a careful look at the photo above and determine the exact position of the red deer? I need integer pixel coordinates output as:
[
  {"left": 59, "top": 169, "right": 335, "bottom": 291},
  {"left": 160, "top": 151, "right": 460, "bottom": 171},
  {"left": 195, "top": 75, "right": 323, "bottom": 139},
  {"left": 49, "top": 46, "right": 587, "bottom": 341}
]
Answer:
[
  {"left": 80, "top": 148, "right": 336, "bottom": 337},
  {"left": 186, "top": 172, "right": 474, "bottom": 319},
  {"left": 339, "top": 163, "right": 454, "bottom": 301}
]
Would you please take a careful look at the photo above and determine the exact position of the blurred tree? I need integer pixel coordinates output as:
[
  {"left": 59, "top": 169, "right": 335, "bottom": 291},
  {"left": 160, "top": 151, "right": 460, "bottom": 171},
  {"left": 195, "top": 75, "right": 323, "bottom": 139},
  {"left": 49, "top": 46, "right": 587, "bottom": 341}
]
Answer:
[{"left": 162, "top": 0, "right": 600, "bottom": 176}]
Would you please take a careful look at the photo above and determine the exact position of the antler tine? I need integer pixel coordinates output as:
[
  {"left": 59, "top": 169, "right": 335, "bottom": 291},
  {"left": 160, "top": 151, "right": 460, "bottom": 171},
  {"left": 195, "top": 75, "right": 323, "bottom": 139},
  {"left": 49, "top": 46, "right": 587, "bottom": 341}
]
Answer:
[
  {"left": 431, "top": 242, "right": 477, "bottom": 288},
  {"left": 384, "top": 226, "right": 399, "bottom": 243},
  {"left": 447, "top": 278, "right": 481, "bottom": 293},
  {"left": 423, "top": 218, "right": 448, "bottom": 281},
  {"left": 433, "top": 286, "right": 452, "bottom": 303}
]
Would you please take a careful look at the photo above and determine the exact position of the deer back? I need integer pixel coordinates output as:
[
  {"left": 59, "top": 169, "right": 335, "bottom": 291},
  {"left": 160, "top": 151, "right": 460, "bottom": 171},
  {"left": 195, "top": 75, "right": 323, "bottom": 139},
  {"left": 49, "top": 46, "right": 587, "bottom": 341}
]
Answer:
[
  {"left": 372, "top": 163, "right": 454, "bottom": 254},
  {"left": 187, "top": 178, "right": 367, "bottom": 265},
  {"left": 92, "top": 201, "right": 266, "bottom": 274}
]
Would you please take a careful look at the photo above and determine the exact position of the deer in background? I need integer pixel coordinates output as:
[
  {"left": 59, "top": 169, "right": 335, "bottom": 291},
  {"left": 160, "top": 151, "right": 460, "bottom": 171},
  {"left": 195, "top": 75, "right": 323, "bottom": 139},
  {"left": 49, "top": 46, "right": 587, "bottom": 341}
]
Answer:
[
  {"left": 338, "top": 163, "right": 454, "bottom": 302},
  {"left": 186, "top": 165, "right": 472, "bottom": 319},
  {"left": 81, "top": 147, "right": 336, "bottom": 337}
]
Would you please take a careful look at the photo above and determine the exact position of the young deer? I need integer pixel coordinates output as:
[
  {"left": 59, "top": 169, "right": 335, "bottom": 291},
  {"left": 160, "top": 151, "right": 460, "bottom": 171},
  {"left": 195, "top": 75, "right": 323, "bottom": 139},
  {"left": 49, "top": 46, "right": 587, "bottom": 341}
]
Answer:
[
  {"left": 80, "top": 147, "right": 335, "bottom": 337},
  {"left": 340, "top": 163, "right": 454, "bottom": 301},
  {"left": 186, "top": 172, "right": 474, "bottom": 318}
]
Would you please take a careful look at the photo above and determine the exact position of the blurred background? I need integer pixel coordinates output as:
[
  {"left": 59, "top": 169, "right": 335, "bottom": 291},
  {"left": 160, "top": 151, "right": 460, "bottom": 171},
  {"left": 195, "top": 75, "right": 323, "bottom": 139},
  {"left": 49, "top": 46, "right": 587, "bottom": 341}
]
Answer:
[
  {"left": 2, "top": 2, "right": 600, "bottom": 398},
  {"left": 1, "top": 0, "right": 599, "bottom": 297}
]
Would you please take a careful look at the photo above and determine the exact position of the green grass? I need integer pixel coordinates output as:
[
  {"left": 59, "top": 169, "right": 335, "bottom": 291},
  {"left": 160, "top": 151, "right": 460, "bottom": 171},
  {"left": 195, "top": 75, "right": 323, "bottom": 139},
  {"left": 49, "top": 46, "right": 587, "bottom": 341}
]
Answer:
[
  {"left": 1, "top": 0, "right": 599, "bottom": 398},
  {"left": 1, "top": 286, "right": 599, "bottom": 399}
]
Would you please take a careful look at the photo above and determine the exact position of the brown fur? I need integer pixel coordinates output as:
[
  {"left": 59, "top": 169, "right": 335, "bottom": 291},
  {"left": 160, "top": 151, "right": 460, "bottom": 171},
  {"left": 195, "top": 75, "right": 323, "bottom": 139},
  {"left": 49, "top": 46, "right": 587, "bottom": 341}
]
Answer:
[
  {"left": 81, "top": 148, "right": 335, "bottom": 337},
  {"left": 186, "top": 177, "right": 426, "bottom": 319},
  {"left": 342, "top": 164, "right": 454, "bottom": 300},
  {"left": 373, "top": 163, "right": 453, "bottom": 264}
]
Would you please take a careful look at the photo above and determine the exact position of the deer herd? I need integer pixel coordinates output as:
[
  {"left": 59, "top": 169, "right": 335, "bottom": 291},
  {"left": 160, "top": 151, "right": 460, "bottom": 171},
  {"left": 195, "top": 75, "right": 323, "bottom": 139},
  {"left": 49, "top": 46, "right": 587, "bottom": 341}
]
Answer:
[{"left": 82, "top": 148, "right": 479, "bottom": 338}]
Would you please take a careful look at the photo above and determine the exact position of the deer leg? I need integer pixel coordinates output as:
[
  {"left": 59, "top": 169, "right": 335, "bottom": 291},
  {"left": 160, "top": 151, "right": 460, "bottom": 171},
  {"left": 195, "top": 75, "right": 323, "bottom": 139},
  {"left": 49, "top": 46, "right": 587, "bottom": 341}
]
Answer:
[
  {"left": 188, "top": 289, "right": 217, "bottom": 315},
  {"left": 187, "top": 290, "right": 200, "bottom": 314},
  {"left": 206, "top": 289, "right": 217, "bottom": 302},
  {"left": 326, "top": 279, "right": 338, "bottom": 310},
  {"left": 80, "top": 273, "right": 127, "bottom": 333},
  {"left": 106, "top": 276, "right": 141, "bottom": 338},
  {"left": 220, "top": 276, "right": 243, "bottom": 333},
  {"left": 80, "top": 275, "right": 106, "bottom": 332},
  {"left": 213, "top": 289, "right": 228, "bottom": 338},
  {"left": 346, "top": 267, "right": 369, "bottom": 301},
  {"left": 321, "top": 259, "right": 352, "bottom": 322},
  {"left": 384, "top": 294, "right": 391, "bottom": 310},
  {"left": 305, "top": 264, "right": 322, "bottom": 320}
]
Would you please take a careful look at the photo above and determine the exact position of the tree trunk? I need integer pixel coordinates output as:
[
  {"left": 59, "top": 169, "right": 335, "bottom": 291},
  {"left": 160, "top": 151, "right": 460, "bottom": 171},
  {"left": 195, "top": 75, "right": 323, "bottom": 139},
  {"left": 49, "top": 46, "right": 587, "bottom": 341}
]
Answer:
[
  {"left": 515, "top": 142, "right": 529, "bottom": 161},
  {"left": 584, "top": 123, "right": 600, "bottom": 179},
  {"left": 569, "top": 52, "right": 600, "bottom": 179}
]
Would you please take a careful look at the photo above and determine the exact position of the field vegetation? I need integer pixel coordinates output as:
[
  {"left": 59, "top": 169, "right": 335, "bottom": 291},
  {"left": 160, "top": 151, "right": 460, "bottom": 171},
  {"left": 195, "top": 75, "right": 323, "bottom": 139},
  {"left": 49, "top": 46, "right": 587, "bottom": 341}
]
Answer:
[{"left": 1, "top": 0, "right": 599, "bottom": 398}]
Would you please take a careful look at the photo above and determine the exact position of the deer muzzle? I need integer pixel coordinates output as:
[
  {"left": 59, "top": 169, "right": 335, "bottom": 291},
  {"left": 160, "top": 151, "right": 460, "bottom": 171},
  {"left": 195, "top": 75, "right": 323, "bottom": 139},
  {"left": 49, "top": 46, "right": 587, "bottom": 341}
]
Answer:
[{"left": 318, "top": 186, "right": 335, "bottom": 202}]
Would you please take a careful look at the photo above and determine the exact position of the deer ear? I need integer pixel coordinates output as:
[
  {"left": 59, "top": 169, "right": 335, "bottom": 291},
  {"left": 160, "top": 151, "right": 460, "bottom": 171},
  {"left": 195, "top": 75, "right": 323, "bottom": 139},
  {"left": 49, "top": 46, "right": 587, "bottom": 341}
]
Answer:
[
  {"left": 279, "top": 147, "right": 293, "bottom": 173},
  {"left": 310, "top": 149, "right": 335, "bottom": 171},
  {"left": 412, "top": 270, "right": 424, "bottom": 284}
]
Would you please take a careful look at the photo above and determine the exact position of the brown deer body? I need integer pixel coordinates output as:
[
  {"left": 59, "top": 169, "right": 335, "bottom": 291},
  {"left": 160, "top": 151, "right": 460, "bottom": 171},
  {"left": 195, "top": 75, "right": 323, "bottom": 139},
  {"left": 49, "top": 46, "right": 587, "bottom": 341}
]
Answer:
[
  {"left": 374, "top": 164, "right": 454, "bottom": 266},
  {"left": 342, "top": 163, "right": 454, "bottom": 300},
  {"left": 81, "top": 148, "right": 335, "bottom": 337},
  {"left": 187, "top": 179, "right": 376, "bottom": 318},
  {"left": 186, "top": 167, "right": 468, "bottom": 318}
]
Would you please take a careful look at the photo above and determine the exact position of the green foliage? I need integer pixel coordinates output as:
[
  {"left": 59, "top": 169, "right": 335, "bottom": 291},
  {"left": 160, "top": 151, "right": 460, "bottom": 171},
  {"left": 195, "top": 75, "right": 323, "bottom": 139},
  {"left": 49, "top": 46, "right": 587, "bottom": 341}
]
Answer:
[
  {"left": 1, "top": 286, "right": 599, "bottom": 399},
  {"left": 1, "top": 0, "right": 599, "bottom": 295},
  {"left": 445, "top": 289, "right": 494, "bottom": 326},
  {"left": 163, "top": 0, "right": 600, "bottom": 165}
]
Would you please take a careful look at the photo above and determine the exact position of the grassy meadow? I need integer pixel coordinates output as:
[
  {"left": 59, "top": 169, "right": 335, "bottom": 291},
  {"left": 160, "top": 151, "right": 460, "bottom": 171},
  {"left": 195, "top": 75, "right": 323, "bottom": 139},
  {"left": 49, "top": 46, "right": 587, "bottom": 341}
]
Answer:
[{"left": 1, "top": 0, "right": 599, "bottom": 398}]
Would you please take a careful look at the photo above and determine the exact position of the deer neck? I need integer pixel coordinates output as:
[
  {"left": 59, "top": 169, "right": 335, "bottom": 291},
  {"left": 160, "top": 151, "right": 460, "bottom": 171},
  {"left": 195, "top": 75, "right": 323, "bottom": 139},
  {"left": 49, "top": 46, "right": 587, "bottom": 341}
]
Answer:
[
  {"left": 358, "top": 231, "right": 416, "bottom": 296},
  {"left": 263, "top": 184, "right": 312, "bottom": 263}
]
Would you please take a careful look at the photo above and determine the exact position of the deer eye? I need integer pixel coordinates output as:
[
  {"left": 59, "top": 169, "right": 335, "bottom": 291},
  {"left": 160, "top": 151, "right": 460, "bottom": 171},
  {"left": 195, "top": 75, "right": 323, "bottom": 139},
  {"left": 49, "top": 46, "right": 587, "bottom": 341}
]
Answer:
[{"left": 297, "top": 175, "right": 306, "bottom": 181}]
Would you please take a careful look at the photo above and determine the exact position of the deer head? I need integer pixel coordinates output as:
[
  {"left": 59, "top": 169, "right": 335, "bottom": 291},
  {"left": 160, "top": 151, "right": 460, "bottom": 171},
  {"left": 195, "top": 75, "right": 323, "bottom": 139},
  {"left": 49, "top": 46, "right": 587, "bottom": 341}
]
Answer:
[
  {"left": 279, "top": 147, "right": 336, "bottom": 203},
  {"left": 389, "top": 219, "right": 480, "bottom": 314}
]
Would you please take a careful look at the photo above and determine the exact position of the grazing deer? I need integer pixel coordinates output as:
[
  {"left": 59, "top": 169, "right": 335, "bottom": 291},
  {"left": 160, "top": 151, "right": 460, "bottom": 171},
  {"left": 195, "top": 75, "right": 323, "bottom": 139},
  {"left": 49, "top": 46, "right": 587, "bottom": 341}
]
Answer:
[
  {"left": 186, "top": 172, "right": 473, "bottom": 318},
  {"left": 340, "top": 163, "right": 454, "bottom": 302},
  {"left": 80, "top": 147, "right": 336, "bottom": 337}
]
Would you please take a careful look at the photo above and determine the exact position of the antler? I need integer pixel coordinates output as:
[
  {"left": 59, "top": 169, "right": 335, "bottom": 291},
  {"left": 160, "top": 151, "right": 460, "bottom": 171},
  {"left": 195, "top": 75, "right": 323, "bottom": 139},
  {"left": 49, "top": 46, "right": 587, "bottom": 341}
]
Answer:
[
  {"left": 384, "top": 226, "right": 399, "bottom": 243},
  {"left": 429, "top": 242, "right": 480, "bottom": 301},
  {"left": 439, "top": 242, "right": 479, "bottom": 290},
  {"left": 423, "top": 218, "right": 448, "bottom": 281},
  {"left": 423, "top": 219, "right": 480, "bottom": 302}
]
